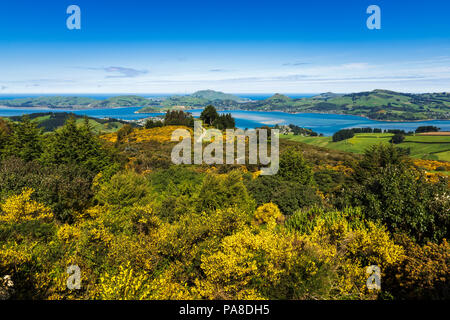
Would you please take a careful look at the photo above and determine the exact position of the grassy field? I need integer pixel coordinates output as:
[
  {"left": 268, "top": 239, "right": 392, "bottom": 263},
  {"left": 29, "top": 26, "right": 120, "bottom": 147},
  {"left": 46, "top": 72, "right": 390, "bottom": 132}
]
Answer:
[
  {"left": 282, "top": 133, "right": 450, "bottom": 162},
  {"left": 74, "top": 118, "right": 124, "bottom": 133}
]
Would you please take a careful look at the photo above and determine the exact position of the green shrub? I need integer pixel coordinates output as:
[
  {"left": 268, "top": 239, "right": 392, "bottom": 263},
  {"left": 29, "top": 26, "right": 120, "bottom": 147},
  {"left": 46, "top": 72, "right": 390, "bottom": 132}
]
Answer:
[{"left": 95, "top": 171, "right": 152, "bottom": 207}]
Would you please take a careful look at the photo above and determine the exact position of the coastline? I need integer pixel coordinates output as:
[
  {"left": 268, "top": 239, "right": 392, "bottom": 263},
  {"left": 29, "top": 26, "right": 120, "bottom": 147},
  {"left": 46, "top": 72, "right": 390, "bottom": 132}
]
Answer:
[
  {"left": 1, "top": 104, "right": 449, "bottom": 123},
  {"left": 212, "top": 108, "right": 450, "bottom": 123},
  {"left": 0, "top": 105, "right": 140, "bottom": 111}
]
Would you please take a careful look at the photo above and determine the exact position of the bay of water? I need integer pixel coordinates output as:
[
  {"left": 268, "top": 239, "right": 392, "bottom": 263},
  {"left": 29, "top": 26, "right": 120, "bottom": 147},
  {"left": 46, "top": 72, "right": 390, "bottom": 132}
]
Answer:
[{"left": 1, "top": 106, "right": 450, "bottom": 136}]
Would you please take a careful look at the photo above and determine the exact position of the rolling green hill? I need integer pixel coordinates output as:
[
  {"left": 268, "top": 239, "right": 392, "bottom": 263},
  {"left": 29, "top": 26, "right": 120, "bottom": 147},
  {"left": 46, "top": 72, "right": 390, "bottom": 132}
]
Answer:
[
  {"left": 236, "top": 90, "right": 450, "bottom": 120},
  {"left": 6, "top": 112, "right": 133, "bottom": 133},
  {"left": 0, "top": 95, "right": 155, "bottom": 109},
  {"left": 190, "top": 89, "right": 250, "bottom": 102},
  {"left": 281, "top": 132, "right": 450, "bottom": 161},
  {"left": 137, "top": 90, "right": 248, "bottom": 112},
  {"left": 90, "top": 95, "right": 153, "bottom": 108},
  {"left": 0, "top": 96, "right": 99, "bottom": 108}
]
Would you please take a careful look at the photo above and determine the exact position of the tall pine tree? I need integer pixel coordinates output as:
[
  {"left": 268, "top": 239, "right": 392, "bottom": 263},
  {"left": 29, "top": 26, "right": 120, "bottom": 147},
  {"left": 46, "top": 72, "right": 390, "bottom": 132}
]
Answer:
[
  {"left": 200, "top": 105, "right": 219, "bottom": 126},
  {"left": 41, "top": 116, "right": 111, "bottom": 172},
  {"left": 4, "top": 115, "right": 42, "bottom": 161}
]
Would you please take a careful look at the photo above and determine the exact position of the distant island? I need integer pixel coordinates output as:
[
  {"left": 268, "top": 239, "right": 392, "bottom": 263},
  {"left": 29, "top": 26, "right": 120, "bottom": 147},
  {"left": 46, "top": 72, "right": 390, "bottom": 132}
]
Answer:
[
  {"left": 0, "top": 95, "right": 154, "bottom": 109},
  {"left": 1, "top": 89, "right": 450, "bottom": 121}
]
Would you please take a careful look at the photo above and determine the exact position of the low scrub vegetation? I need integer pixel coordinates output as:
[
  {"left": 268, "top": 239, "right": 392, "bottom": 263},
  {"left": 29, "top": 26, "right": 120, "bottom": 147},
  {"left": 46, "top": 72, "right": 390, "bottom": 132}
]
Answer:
[{"left": 0, "top": 114, "right": 448, "bottom": 300}]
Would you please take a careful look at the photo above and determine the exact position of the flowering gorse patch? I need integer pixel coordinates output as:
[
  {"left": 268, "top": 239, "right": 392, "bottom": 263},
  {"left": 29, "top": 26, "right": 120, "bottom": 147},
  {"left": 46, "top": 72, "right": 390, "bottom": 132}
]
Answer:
[
  {"left": 171, "top": 121, "right": 279, "bottom": 175},
  {"left": 0, "top": 188, "right": 53, "bottom": 223}
]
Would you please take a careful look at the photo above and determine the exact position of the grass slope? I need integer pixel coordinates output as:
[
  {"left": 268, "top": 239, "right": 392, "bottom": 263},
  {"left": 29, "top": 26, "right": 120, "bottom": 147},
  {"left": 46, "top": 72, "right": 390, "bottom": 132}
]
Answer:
[
  {"left": 282, "top": 133, "right": 450, "bottom": 161},
  {"left": 6, "top": 112, "right": 131, "bottom": 133}
]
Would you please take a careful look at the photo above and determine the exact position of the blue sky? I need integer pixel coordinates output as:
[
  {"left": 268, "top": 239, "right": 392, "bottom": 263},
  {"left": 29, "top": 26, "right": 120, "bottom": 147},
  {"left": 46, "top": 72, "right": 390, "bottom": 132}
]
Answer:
[{"left": 1, "top": 0, "right": 449, "bottom": 93}]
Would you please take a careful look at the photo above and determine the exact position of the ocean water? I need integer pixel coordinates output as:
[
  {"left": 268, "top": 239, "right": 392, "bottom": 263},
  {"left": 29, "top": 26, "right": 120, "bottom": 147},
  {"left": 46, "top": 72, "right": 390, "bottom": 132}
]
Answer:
[
  {"left": 0, "top": 106, "right": 162, "bottom": 121},
  {"left": 1, "top": 106, "right": 450, "bottom": 136},
  {"left": 191, "top": 110, "right": 450, "bottom": 136}
]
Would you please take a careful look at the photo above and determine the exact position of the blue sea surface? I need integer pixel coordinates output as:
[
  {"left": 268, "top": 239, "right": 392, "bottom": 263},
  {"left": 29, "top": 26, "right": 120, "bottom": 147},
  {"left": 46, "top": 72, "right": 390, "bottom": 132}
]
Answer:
[
  {"left": 0, "top": 107, "right": 163, "bottom": 121},
  {"left": 189, "top": 109, "right": 450, "bottom": 136},
  {"left": 1, "top": 106, "right": 450, "bottom": 136}
]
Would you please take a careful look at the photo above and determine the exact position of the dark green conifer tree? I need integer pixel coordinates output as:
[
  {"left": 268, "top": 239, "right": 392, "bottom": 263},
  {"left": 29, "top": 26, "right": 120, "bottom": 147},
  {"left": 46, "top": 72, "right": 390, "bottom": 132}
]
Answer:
[{"left": 4, "top": 115, "right": 42, "bottom": 161}]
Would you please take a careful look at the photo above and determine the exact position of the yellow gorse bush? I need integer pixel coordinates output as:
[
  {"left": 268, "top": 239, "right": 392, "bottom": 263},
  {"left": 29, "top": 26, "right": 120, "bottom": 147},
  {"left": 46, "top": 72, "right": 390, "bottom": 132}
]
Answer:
[
  {"left": 387, "top": 237, "right": 450, "bottom": 299},
  {"left": 0, "top": 188, "right": 53, "bottom": 223},
  {"left": 317, "top": 162, "right": 355, "bottom": 175},
  {"left": 144, "top": 263, "right": 193, "bottom": 300},
  {"left": 0, "top": 244, "right": 33, "bottom": 272},
  {"left": 95, "top": 261, "right": 192, "bottom": 300},
  {"left": 101, "top": 125, "right": 192, "bottom": 144},
  {"left": 413, "top": 159, "right": 450, "bottom": 172},
  {"left": 57, "top": 224, "right": 81, "bottom": 244},
  {"left": 254, "top": 202, "right": 284, "bottom": 227},
  {"left": 198, "top": 227, "right": 322, "bottom": 299},
  {"left": 96, "top": 263, "right": 152, "bottom": 300},
  {"left": 305, "top": 214, "right": 405, "bottom": 298}
]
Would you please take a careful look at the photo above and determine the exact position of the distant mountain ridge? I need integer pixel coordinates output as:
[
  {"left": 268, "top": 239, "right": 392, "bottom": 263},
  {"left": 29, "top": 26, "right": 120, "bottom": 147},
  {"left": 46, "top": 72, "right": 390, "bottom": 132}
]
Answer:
[
  {"left": 0, "top": 95, "right": 153, "bottom": 109},
  {"left": 190, "top": 90, "right": 250, "bottom": 102},
  {"left": 0, "top": 90, "right": 246, "bottom": 110},
  {"left": 0, "top": 96, "right": 99, "bottom": 108},
  {"left": 312, "top": 92, "right": 344, "bottom": 99},
  {"left": 227, "top": 89, "right": 450, "bottom": 121},
  {"left": 1, "top": 89, "right": 450, "bottom": 121}
]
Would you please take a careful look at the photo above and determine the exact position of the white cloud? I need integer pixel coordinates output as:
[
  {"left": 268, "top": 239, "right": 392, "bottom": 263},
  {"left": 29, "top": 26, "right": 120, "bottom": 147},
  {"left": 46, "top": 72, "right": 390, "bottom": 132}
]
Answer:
[{"left": 1, "top": 56, "right": 449, "bottom": 94}]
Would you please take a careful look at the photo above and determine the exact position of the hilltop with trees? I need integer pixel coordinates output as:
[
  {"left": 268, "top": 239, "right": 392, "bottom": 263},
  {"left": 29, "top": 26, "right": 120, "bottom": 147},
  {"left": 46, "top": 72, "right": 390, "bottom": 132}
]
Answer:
[{"left": 200, "top": 105, "right": 235, "bottom": 129}]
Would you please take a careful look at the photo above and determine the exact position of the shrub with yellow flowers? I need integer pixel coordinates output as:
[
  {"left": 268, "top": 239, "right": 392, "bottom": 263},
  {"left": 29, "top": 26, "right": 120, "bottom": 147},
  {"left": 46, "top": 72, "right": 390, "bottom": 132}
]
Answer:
[
  {"left": 198, "top": 227, "right": 334, "bottom": 300},
  {"left": 57, "top": 224, "right": 81, "bottom": 245},
  {"left": 383, "top": 235, "right": 450, "bottom": 299},
  {"left": 253, "top": 202, "right": 284, "bottom": 227},
  {"left": 94, "top": 262, "right": 152, "bottom": 300},
  {"left": 292, "top": 207, "right": 405, "bottom": 299},
  {"left": 0, "top": 188, "right": 53, "bottom": 223}
]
